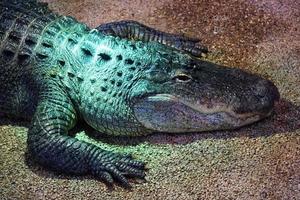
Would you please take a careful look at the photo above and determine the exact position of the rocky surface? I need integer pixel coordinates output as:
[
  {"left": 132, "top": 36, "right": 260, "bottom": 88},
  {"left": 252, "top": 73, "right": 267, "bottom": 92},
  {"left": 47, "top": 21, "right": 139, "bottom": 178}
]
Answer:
[{"left": 1, "top": 0, "right": 299, "bottom": 199}]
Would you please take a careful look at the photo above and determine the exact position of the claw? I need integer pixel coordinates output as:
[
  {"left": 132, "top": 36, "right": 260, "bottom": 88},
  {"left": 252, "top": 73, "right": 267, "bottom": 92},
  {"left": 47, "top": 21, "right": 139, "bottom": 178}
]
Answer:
[
  {"left": 117, "top": 164, "right": 146, "bottom": 178},
  {"left": 119, "top": 155, "right": 145, "bottom": 169},
  {"left": 90, "top": 149, "right": 147, "bottom": 189},
  {"left": 124, "top": 171, "right": 146, "bottom": 179},
  {"left": 98, "top": 171, "right": 114, "bottom": 186},
  {"left": 111, "top": 168, "right": 132, "bottom": 189},
  {"left": 128, "top": 159, "right": 145, "bottom": 168}
]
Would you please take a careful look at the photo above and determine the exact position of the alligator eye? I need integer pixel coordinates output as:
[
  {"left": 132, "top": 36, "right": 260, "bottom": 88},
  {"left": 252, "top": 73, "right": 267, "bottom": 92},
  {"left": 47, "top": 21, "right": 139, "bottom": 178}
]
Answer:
[{"left": 172, "top": 74, "right": 192, "bottom": 82}]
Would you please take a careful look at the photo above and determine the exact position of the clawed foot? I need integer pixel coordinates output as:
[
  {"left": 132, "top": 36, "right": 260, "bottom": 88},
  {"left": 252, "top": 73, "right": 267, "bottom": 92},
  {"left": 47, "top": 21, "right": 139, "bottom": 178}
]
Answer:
[
  {"left": 171, "top": 35, "right": 209, "bottom": 57},
  {"left": 96, "top": 20, "right": 208, "bottom": 57},
  {"left": 89, "top": 151, "right": 146, "bottom": 189}
]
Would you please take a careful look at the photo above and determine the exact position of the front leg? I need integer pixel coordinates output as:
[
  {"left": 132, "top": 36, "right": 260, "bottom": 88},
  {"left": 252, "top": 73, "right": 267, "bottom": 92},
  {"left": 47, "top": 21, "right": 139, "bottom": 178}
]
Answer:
[
  {"left": 27, "top": 80, "right": 145, "bottom": 188},
  {"left": 96, "top": 20, "right": 208, "bottom": 57}
]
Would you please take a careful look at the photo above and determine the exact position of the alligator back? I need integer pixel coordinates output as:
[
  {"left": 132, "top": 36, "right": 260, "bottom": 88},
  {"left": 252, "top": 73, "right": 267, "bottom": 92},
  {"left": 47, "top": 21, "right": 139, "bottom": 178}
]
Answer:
[
  {"left": 0, "top": 0, "right": 67, "bottom": 119},
  {"left": 0, "top": 0, "right": 56, "bottom": 118}
]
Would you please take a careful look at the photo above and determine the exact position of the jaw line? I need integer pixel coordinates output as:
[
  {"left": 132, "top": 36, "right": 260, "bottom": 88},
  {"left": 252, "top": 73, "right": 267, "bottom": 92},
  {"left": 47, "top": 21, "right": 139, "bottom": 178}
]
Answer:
[{"left": 146, "top": 94, "right": 266, "bottom": 127}]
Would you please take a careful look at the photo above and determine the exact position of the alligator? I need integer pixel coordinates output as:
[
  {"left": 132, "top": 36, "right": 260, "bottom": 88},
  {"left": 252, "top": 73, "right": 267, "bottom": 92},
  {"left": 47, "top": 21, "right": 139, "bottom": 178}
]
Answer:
[{"left": 0, "top": 0, "right": 279, "bottom": 188}]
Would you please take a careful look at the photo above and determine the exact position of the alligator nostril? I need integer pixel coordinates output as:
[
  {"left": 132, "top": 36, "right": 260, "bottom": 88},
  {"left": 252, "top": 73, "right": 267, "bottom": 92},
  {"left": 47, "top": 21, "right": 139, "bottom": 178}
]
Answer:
[
  {"left": 254, "top": 79, "right": 280, "bottom": 113},
  {"left": 256, "top": 80, "right": 280, "bottom": 113},
  {"left": 255, "top": 79, "right": 280, "bottom": 100},
  {"left": 253, "top": 79, "right": 269, "bottom": 99}
]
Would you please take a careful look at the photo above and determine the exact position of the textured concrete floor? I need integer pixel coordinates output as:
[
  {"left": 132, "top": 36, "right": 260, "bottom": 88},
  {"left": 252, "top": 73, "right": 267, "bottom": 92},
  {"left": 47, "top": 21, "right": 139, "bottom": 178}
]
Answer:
[{"left": 1, "top": 0, "right": 300, "bottom": 199}]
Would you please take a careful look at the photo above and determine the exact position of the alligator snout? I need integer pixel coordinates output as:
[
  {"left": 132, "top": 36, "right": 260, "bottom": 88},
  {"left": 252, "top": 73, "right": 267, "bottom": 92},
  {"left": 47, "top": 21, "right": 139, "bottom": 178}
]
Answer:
[
  {"left": 253, "top": 79, "right": 280, "bottom": 114},
  {"left": 232, "top": 73, "right": 280, "bottom": 117}
]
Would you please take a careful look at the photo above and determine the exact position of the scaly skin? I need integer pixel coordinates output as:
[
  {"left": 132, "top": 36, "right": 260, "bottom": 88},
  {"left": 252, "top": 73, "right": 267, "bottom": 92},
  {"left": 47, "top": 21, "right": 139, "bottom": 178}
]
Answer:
[
  {"left": 0, "top": 0, "right": 279, "bottom": 188},
  {"left": 96, "top": 20, "right": 208, "bottom": 57}
]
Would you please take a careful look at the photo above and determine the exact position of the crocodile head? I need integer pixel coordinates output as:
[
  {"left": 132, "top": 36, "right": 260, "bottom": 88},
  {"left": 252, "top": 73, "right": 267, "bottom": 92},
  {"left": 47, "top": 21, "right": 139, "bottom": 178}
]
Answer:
[{"left": 131, "top": 51, "right": 280, "bottom": 133}]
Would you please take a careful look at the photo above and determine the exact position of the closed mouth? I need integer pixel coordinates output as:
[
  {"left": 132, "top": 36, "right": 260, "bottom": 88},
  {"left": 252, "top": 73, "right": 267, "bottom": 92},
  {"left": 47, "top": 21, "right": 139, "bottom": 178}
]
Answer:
[{"left": 146, "top": 94, "right": 274, "bottom": 127}]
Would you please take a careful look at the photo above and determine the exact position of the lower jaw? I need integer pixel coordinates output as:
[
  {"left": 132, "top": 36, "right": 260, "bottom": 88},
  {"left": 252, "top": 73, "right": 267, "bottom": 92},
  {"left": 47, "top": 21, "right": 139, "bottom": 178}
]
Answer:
[
  {"left": 134, "top": 94, "right": 274, "bottom": 133},
  {"left": 219, "top": 109, "right": 275, "bottom": 132}
]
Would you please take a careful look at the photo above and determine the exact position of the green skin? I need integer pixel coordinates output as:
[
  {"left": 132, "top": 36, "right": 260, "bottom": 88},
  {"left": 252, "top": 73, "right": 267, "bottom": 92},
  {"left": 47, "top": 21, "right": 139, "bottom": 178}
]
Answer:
[{"left": 0, "top": 1, "right": 279, "bottom": 188}]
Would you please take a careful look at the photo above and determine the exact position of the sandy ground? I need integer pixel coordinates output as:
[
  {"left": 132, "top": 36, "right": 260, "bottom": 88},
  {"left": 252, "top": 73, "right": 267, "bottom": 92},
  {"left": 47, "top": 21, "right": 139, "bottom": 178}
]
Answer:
[{"left": 1, "top": 0, "right": 299, "bottom": 199}]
